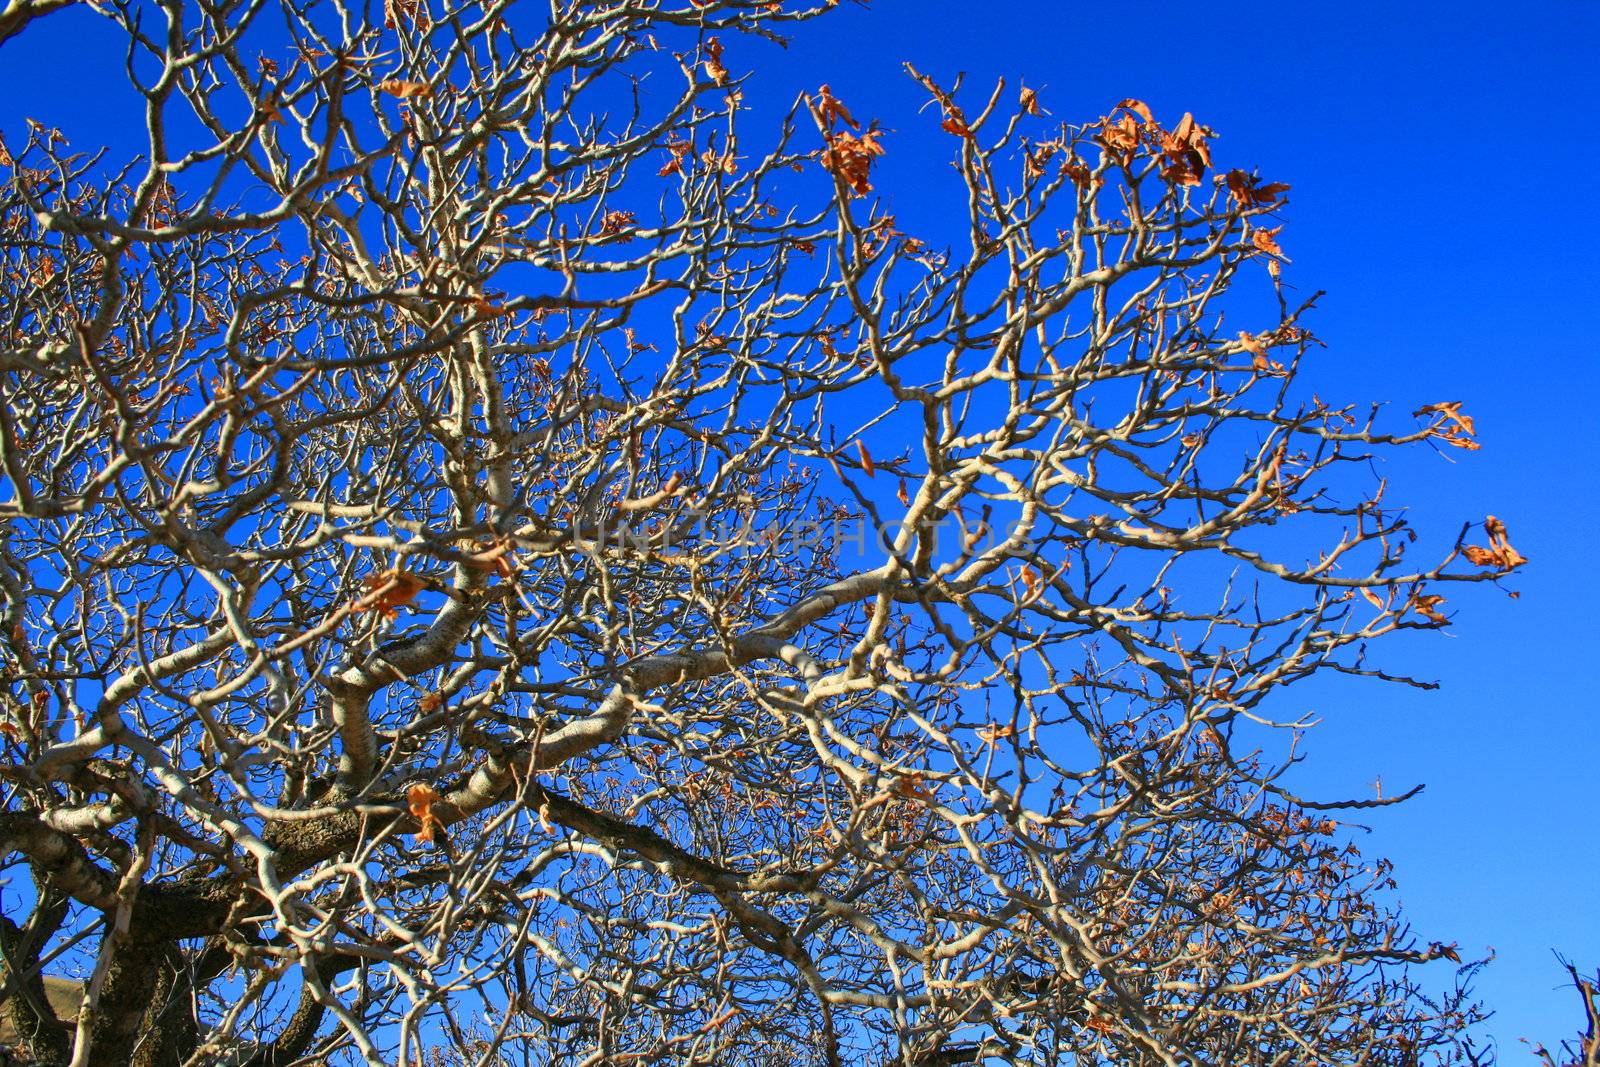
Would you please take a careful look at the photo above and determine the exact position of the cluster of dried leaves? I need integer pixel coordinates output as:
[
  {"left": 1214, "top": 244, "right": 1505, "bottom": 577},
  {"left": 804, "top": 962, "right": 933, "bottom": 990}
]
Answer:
[
  {"left": 814, "top": 85, "right": 886, "bottom": 196},
  {"left": 1464, "top": 515, "right": 1528, "bottom": 570}
]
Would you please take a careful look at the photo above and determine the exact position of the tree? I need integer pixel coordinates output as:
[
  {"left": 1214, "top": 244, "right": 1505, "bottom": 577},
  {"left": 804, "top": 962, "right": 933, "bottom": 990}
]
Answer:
[
  {"left": 1532, "top": 962, "right": 1600, "bottom": 1067},
  {"left": 0, "top": 0, "right": 1525, "bottom": 1064}
]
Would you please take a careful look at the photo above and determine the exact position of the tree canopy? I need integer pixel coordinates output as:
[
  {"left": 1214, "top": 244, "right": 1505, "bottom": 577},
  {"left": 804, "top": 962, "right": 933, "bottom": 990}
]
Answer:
[{"left": 0, "top": 1, "right": 1524, "bottom": 1064}]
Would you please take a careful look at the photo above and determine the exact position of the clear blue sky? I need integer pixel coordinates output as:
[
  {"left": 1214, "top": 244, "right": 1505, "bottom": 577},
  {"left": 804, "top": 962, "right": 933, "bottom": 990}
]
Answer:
[{"left": 3, "top": 0, "right": 1596, "bottom": 1056}]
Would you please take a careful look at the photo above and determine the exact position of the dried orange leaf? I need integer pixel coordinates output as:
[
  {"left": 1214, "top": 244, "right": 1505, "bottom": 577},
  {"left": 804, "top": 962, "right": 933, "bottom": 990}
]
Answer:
[
  {"left": 940, "top": 112, "right": 972, "bottom": 139},
  {"left": 1462, "top": 514, "right": 1527, "bottom": 569},
  {"left": 976, "top": 722, "right": 1017, "bottom": 746},
  {"left": 1409, "top": 593, "right": 1449, "bottom": 625},
  {"left": 891, "top": 773, "right": 932, "bottom": 799},
  {"left": 1097, "top": 113, "right": 1142, "bottom": 165},
  {"left": 377, "top": 79, "right": 434, "bottom": 100},
  {"left": 1021, "top": 565, "right": 1040, "bottom": 596},
  {"left": 1157, "top": 112, "right": 1212, "bottom": 185},
  {"left": 701, "top": 37, "right": 728, "bottom": 87},
  {"left": 1252, "top": 227, "right": 1286, "bottom": 257},
  {"left": 1063, "top": 158, "right": 1098, "bottom": 189},
  {"left": 355, "top": 568, "right": 426, "bottom": 619},
  {"left": 814, "top": 84, "right": 858, "bottom": 130},
  {"left": 658, "top": 138, "right": 693, "bottom": 177},
  {"left": 1237, "top": 331, "right": 1273, "bottom": 373},
  {"left": 820, "top": 127, "right": 884, "bottom": 196},
  {"left": 1113, "top": 98, "right": 1154, "bottom": 123},
  {"left": 1224, "top": 170, "right": 1291, "bottom": 207},
  {"left": 407, "top": 783, "right": 445, "bottom": 844},
  {"left": 855, "top": 439, "right": 875, "bottom": 478},
  {"left": 1413, "top": 401, "right": 1479, "bottom": 450},
  {"left": 598, "top": 209, "right": 637, "bottom": 238}
]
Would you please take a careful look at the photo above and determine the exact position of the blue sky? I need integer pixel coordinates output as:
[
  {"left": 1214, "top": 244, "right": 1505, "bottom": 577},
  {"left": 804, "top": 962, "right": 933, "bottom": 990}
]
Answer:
[{"left": 2, "top": 0, "right": 1596, "bottom": 1056}]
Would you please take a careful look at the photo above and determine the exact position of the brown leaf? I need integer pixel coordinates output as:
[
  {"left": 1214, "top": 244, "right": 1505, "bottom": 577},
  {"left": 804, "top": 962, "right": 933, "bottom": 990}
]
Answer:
[
  {"left": 384, "top": 0, "right": 427, "bottom": 29},
  {"left": 941, "top": 112, "right": 973, "bottom": 138},
  {"left": 1019, "top": 86, "right": 1042, "bottom": 116},
  {"left": 1409, "top": 593, "right": 1449, "bottom": 625},
  {"left": 1160, "top": 155, "right": 1204, "bottom": 186},
  {"left": 1237, "top": 331, "right": 1280, "bottom": 374},
  {"left": 598, "top": 209, "right": 637, "bottom": 239},
  {"left": 355, "top": 568, "right": 426, "bottom": 619},
  {"left": 701, "top": 37, "right": 729, "bottom": 87},
  {"left": 814, "top": 84, "right": 859, "bottom": 130},
  {"left": 1157, "top": 112, "right": 1212, "bottom": 186},
  {"left": 1252, "top": 227, "right": 1286, "bottom": 257},
  {"left": 855, "top": 439, "right": 875, "bottom": 478},
  {"left": 1062, "top": 158, "right": 1099, "bottom": 189},
  {"left": 1024, "top": 144, "right": 1054, "bottom": 180},
  {"left": 1413, "top": 401, "right": 1479, "bottom": 450},
  {"left": 408, "top": 783, "right": 445, "bottom": 845},
  {"left": 1463, "top": 514, "right": 1527, "bottom": 569},
  {"left": 700, "top": 149, "right": 738, "bottom": 175},
  {"left": 659, "top": 138, "right": 693, "bottom": 177},
  {"left": 820, "top": 127, "right": 885, "bottom": 196},
  {"left": 1113, "top": 98, "right": 1154, "bottom": 123},
  {"left": 976, "top": 722, "right": 1017, "bottom": 746},
  {"left": 1097, "top": 113, "right": 1142, "bottom": 165},
  {"left": 1414, "top": 400, "right": 1473, "bottom": 434},
  {"left": 891, "top": 773, "right": 931, "bottom": 799},
  {"left": 1020, "top": 565, "right": 1041, "bottom": 597},
  {"left": 377, "top": 79, "right": 434, "bottom": 100},
  {"left": 1224, "top": 170, "right": 1291, "bottom": 207}
]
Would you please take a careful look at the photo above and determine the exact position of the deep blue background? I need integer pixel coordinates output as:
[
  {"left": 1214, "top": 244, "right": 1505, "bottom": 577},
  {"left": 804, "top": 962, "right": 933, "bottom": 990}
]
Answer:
[{"left": 3, "top": 0, "right": 1596, "bottom": 1055}]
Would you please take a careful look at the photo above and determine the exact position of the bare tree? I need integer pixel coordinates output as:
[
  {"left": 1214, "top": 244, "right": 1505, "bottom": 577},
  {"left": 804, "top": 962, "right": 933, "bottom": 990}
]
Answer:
[
  {"left": 1532, "top": 962, "right": 1600, "bottom": 1067},
  {"left": 0, "top": 1, "right": 1524, "bottom": 1064}
]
